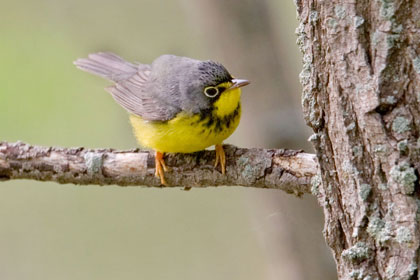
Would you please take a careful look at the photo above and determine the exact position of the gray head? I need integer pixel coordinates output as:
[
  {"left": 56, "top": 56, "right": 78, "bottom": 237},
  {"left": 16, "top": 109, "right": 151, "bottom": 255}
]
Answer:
[{"left": 147, "top": 55, "right": 234, "bottom": 114}]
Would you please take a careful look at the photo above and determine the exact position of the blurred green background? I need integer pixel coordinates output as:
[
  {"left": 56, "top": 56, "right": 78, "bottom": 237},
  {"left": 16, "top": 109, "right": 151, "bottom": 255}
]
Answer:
[{"left": 0, "top": 0, "right": 336, "bottom": 279}]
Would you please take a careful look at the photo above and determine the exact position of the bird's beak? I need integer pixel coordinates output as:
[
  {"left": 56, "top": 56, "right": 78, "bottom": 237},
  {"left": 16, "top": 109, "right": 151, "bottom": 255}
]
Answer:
[{"left": 230, "top": 79, "right": 250, "bottom": 89}]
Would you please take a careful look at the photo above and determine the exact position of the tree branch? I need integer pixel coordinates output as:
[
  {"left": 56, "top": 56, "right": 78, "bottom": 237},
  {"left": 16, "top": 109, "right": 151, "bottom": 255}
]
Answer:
[{"left": 0, "top": 141, "right": 317, "bottom": 195}]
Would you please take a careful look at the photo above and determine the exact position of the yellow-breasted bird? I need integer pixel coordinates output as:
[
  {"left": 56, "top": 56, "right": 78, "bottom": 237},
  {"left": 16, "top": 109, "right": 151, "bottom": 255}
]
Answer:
[{"left": 74, "top": 52, "right": 249, "bottom": 185}]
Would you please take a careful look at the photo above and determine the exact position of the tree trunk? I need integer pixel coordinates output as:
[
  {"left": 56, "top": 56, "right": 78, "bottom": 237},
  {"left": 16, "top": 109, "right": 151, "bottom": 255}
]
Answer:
[{"left": 296, "top": 0, "right": 420, "bottom": 279}]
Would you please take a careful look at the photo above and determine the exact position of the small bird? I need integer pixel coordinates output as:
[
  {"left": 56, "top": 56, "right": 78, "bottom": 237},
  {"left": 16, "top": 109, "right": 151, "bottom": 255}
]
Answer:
[{"left": 74, "top": 52, "right": 249, "bottom": 185}]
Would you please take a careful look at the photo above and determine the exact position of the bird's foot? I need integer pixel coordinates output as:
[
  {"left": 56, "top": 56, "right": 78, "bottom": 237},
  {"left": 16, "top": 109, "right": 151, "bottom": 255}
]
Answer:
[
  {"left": 214, "top": 144, "right": 226, "bottom": 174},
  {"left": 155, "top": 151, "right": 168, "bottom": 185}
]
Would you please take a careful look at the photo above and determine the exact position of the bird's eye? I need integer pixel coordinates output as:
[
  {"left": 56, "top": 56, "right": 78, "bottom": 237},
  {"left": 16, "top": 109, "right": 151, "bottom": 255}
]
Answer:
[{"left": 203, "top": 86, "right": 219, "bottom": 98}]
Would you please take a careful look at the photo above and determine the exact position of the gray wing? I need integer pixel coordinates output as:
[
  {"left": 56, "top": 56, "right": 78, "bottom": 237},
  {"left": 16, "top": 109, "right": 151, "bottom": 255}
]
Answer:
[
  {"left": 75, "top": 52, "right": 180, "bottom": 121},
  {"left": 106, "top": 66, "right": 181, "bottom": 121}
]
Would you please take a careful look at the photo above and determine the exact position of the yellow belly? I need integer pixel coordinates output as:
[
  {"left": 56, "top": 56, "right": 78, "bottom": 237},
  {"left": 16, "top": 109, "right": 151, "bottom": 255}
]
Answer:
[
  {"left": 129, "top": 86, "right": 242, "bottom": 153},
  {"left": 129, "top": 105, "right": 241, "bottom": 153}
]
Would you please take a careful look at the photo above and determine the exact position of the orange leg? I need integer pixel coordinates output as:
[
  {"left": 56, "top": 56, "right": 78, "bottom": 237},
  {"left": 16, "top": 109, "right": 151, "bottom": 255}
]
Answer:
[
  {"left": 214, "top": 144, "right": 226, "bottom": 174},
  {"left": 155, "top": 151, "right": 168, "bottom": 185}
]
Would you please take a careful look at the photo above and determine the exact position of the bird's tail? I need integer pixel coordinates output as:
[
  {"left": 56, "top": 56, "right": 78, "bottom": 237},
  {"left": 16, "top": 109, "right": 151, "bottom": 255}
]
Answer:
[{"left": 74, "top": 52, "right": 138, "bottom": 82}]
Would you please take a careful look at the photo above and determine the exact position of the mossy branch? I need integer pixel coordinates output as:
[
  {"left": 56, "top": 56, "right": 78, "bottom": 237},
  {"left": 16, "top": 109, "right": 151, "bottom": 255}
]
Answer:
[{"left": 0, "top": 141, "right": 317, "bottom": 195}]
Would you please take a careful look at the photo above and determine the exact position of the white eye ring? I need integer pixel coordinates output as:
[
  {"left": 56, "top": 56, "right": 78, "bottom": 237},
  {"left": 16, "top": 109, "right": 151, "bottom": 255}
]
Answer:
[{"left": 204, "top": 86, "right": 219, "bottom": 98}]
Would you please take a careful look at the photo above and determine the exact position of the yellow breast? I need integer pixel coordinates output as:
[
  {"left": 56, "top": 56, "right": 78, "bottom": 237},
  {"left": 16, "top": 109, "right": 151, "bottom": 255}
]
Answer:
[{"left": 129, "top": 87, "right": 242, "bottom": 153}]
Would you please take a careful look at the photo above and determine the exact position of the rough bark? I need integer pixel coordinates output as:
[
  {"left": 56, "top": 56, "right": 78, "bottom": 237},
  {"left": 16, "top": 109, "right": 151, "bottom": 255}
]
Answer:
[
  {"left": 0, "top": 141, "right": 316, "bottom": 194},
  {"left": 296, "top": 0, "right": 420, "bottom": 279}
]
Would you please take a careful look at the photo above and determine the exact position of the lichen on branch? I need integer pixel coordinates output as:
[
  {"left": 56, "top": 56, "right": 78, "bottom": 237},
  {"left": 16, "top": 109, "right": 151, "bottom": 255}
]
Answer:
[{"left": 0, "top": 141, "right": 317, "bottom": 195}]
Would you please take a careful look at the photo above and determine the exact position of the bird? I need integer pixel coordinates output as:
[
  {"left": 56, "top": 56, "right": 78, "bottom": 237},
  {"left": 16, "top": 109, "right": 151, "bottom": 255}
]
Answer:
[{"left": 74, "top": 52, "right": 249, "bottom": 185}]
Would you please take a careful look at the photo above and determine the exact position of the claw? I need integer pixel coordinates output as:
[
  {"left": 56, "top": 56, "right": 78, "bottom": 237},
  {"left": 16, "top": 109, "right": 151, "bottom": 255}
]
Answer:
[
  {"left": 155, "top": 151, "right": 167, "bottom": 185},
  {"left": 215, "top": 144, "right": 226, "bottom": 174}
]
